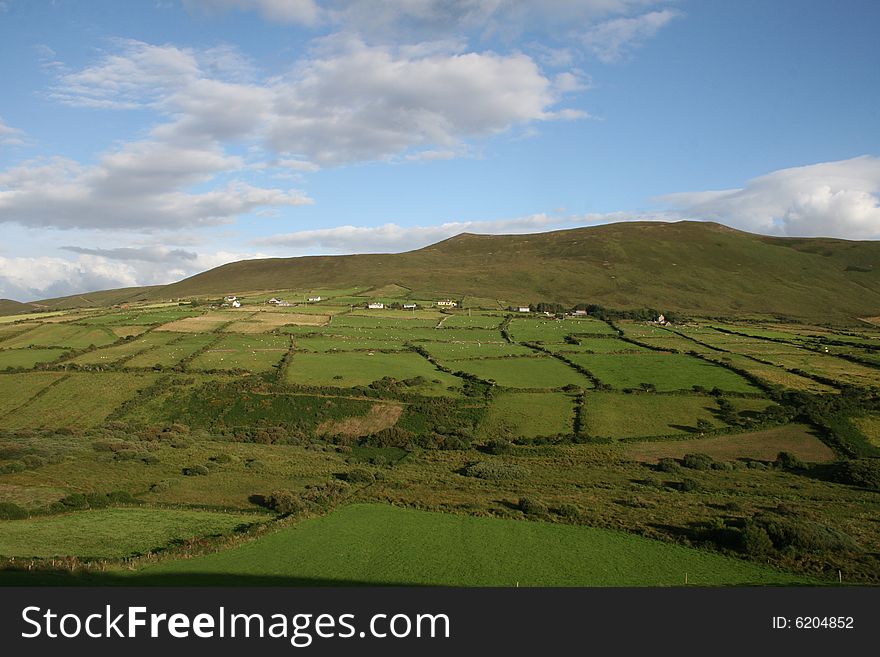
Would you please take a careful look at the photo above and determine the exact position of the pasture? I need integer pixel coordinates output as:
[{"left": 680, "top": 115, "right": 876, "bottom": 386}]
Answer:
[
  {"left": 0, "top": 372, "right": 67, "bottom": 417},
  {"left": 0, "top": 323, "right": 118, "bottom": 349},
  {"left": 568, "top": 352, "right": 758, "bottom": 392},
  {"left": 0, "top": 347, "right": 69, "bottom": 369},
  {"left": 66, "top": 331, "right": 180, "bottom": 366},
  {"left": 189, "top": 334, "right": 290, "bottom": 372},
  {"left": 580, "top": 393, "right": 727, "bottom": 439},
  {"left": 125, "top": 333, "right": 218, "bottom": 368},
  {"left": 0, "top": 508, "right": 263, "bottom": 558},
  {"left": 508, "top": 317, "right": 617, "bottom": 342},
  {"left": 137, "top": 504, "right": 813, "bottom": 586},
  {"left": 446, "top": 356, "right": 593, "bottom": 389},
  {"left": 477, "top": 392, "right": 575, "bottom": 439},
  {"left": 284, "top": 351, "right": 461, "bottom": 393}
]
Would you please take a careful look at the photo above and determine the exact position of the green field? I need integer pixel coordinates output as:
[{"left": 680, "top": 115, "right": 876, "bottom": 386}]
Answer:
[
  {"left": 0, "top": 323, "right": 118, "bottom": 349},
  {"left": 0, "top": 348, "right": 69, "bottom": 369},
  {"left": 0, "top": 508, "right": 262, "bottom": 558},
  {"left": 478, "top": 392, "right": 575, "bottom": 439},
  {"left": 66, "top": 331, "right": 181, "bottom": 366},
  {"left": 137, "top": 504, "right": 814, "bottom": 586},
  {"left": 446, "top": 356, "right": 593, "bottom": 389},
  {"left": 189, "top": 334, "right": 290, "bottom": 372},
  {"left": 421, "top": 341, "right": 534, "bottom": 360},
  {"left": 581, "top": 392, "right": 727, "bottom": 439},
  {"left": 0, "top": 372, "right": 67, "bottom": 416},
  {"left": 293, "top": 335, "right": 408, "bottom": 352},
  {"left": 568, "top": 353, "right": 758, "bottom": 392},
  {"left": 285, "top": 351, "right": 461, "bottom": 393},
  {"left": 2, "top": 372, "right": 160, "bottom": 429},
  {"left": 508, "top": 317, "right": 617, "bottom": 342},
  {"left": 552, "top": 337, "right": 650, "bottom": 354},
  {"left": 126, "top": 333, "right": 218, "bottom": 368}
]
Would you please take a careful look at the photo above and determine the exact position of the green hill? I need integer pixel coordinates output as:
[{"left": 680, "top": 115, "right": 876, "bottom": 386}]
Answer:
[
  {"left": 156, "top": 221, "right": 880, "bottom": 322},
  {"left": 18, "top": 221, "right": 880, "bottom": 322},
  {"left": 0, "top": 299, "right": 36, "bottom": 316}
]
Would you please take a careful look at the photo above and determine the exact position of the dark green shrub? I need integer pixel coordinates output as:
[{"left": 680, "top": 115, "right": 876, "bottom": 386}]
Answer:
[
  {"left": 518, "top": 497, "right": 548, "bottom": 516},
  {"left": 757, "top": 515, "right": 858, "bottom": 553},
  {"left": 557, "top": 503, "right": 582, "bottom": 520},
  {"left": 656, "top": 457, "right": 679, "bottom": 472},
  {"left": 182, "top": 464, "right": 210, "bottom": 476},
  {"left": 831, "top": 459, "right": 880, "bottom": 490},
  {"left": 0, "top": 502, "right": 28, "bottom": 519},
  {"left": 57, "top": 493, "right": 89, "bottom": 510},
  {"left": 210, "top": 453, "right": 233, "bottom": 464},
  {"left": 268, "top": 490, "right": 307, "bottom": 515},
  {"left": 462, "top": 461, "right": 529, "bottom": 481},
  {"left": 342, "top": 468, "right": 376, "bottom": 484},
  {"left": 738, "top": 521, "right": 774, "bottom": 555},
  {"left": 483, "top": 438, "right": 513, "bottom": 455},
  {"left": 679, "top": 478, "right": 700, "bottom": 492},
  {"left": 107, "top": 490, "right": 139, "bottom": 504},
  {"left": 775, "top": 451, "right": 805, "bottom": 470},
  {"left": 682, "top": 453, "right": 714, "bottom": 471},
  {"left": 0, "top": 460, "right": 26, "bottom": 474},
  {"left": 84, "top": 493, "right": 110, "bottom": 509}
]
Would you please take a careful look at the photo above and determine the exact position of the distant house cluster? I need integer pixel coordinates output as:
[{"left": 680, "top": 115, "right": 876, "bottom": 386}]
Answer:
[
  {"left": 308, "top": 296, "right": 322, "bottom": 302},
  {"left": 367, "top": 302, "right": 385, "bottom": 309},
  {"left": 435, "top": 299, "right": 458, "bottom": 308},
  {"left": 224, "top": 295, "right": 241, "bottom": 308},
  {"left": 267, "top": 297, "right": 291, "bottom": 307}
]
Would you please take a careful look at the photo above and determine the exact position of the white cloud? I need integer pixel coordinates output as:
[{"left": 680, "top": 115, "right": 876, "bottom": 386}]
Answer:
[
  {"left": 0, "top": 117, "right": 24, "bottom": 146},
  {"left": 0, "top": 148, "right": 313, "bottom": 230},
  {"left": 0, "top": 249, "right": 267, "bottom": 301},
  {"left": 581, "top": 9, "right": 680, "bottom": 63},
  {"left": 48, "top": 37, "right": 583, "bottom": 167},
  {"left": 658, "top": 156, "right": 880, "bottom": 239}
]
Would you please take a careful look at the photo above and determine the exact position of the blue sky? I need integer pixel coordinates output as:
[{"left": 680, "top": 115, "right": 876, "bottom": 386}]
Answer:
[{"left": 0, "top": 0, "right": 878, "bottom": 300}]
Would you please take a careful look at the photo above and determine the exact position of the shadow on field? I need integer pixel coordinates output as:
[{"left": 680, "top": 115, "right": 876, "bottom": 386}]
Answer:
[{"left": 0, "top": 570, "right": 412, "bottom": 587}]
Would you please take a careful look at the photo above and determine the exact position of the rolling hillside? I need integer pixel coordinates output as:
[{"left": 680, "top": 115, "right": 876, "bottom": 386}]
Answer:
[{"left": 13, "top": 221, "right": 880, "bottom": 322}]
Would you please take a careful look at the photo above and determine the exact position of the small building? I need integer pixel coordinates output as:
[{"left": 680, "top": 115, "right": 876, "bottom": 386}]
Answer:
[
  {"left": 231, "top": 300, "right": 242, "bottom": 308},
  {"left": 267, "top": 297, "right": 282, "bottom": 305},
  {"left": 572, "top": 309, "right": 588, "bottom": 316},
  {"left": 367, "top": 302, "right": 385, "bottom": 309},
  {"left": 308, "top": 296, "right": 322, "bottom": 302},
  {"left": 436, "top": 300, "right": 457, "bottom": 307},
  {"left": 403, "top": 303, "right": 417, "bottom": 309},
  {"left": 225, "top": 295, "right": 237, "bottom": 302},
  {"left": 517, "top": 306, "right": 530, "bottom": 313}
]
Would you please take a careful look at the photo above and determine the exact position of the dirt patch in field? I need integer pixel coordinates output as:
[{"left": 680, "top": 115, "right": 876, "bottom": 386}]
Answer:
[
  {"left": 0, "top": 483, "right": 67, "bottom": 509},
  {"left": 224, "top": 312, "right": 329, "bottom": 333},
  {"left": 621, "top": 424, "right": 835, "bottom": 463},
  {"left": 156, "top": 313, "right": 240, "bottom": 333},
  {"left": 316, "top": 403, "right": 404, "bottom": 438}
]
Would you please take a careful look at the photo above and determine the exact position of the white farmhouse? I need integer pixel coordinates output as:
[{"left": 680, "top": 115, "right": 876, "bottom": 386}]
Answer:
[
  {"left": 308, "top": 296, "right": 322, "bottom": 302},
  {"left": 517, "top": 306, "right": 530, "bottom": 313},
  {"left": 367, "top": 302, "right": 385, "bottom": 309},
  {"left": 232, "top": 300, "right": 242, "bottom": 308},
  {"left": 403, "top": 303, "right": 417, "bottom": 309},
  {"left": 436, "top": 300, "right": 457, "bottom": 307}
]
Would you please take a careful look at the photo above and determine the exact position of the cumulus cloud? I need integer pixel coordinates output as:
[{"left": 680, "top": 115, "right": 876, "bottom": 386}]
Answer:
[
  {"left": 581, "top": 9, "right": 681, "bottom": 63},
  {"left": 0, "top": 249, "right": 267, "bottom": 301},
  {"left": 659, "top": 156, "right": 880, "bottom": 239},
  {"left": 0, "top": 117, "right": 24, "bottom": 146},
  {"left": 0, "top": 148, "right": 312, "bottom": 230},
  {"left": 47, "top": 37, "right": 584, "bottom": 167}
]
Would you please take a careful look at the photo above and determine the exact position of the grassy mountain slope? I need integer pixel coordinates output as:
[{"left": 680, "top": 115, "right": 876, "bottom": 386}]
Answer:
[
  {"left": 0, "top": 299, "right": 36, "bottom": 316},
  {"left": 155, "top": 221, "right": 880, "bottom": 322},
  {"left": 14, "top": 221, "right": 880, "bottom": 322}
]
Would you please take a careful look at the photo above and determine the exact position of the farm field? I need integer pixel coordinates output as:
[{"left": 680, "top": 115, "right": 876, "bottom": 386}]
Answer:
[
  {"left": 0, "top": 302, "right": 878, "bottom": 587},
  {"left": 0, "top": 347, "right": 69, "bottom": 369},
  {"left": 508, "top": 317, "right": 616, "bottom": 342},
  {"left": 580, "top": 392, "right": 728, "bottom": 439},
  {"left": 1, "top": 372, "right": 160, "bottom": 429},
  {"left": 621, "top": 424, "right": 836, "bottom": 463},
  {"left": 135, "top": 504, "right": 814, "bottom": 586},
  {"left": 0, "top": 508, "right": 263, "bottom": 558},
  {"left": 284, "top": 351, "right": 461, "bottom": 393},
  {"left": 125, "top": 333, "right": 218, "bottom": 368},
  {"left": 189, "top": 334, "right": 290, "bottom": 372},
  {"left": 446, "top": 355, "right": 594, "bottom": 389},
  {"left": 0, "top": 323, "right": 118, "bottom": 349},
  {"left": 477, "top": 392, "right": 575, "bottom": 439},
  {"left": 568, "top": 352, "right": 759, "bottom": 392}
]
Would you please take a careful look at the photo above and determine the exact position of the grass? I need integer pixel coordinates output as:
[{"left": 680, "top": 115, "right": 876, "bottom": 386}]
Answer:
[
  {"left": 0, "top": 508, "right": 262, "bottom": 559},
  {"left": 552, "top": 337, "right": 650, "bottom": 354},
  {"left": 189, "top": 334, "right": 289, "bottom": 372},
  {"left": 284, "top": 351, "right": 462, "bottom": 394},
  {"left": 568, "top": 352, "right": 759, "bottom": 392},
  {"left": 136, "top": 503, "right": 814, "bottom": 586},
  {"left": 0, "top": 348, "right": 69, "bottom": 369},
  {"left": 852, "top": 413, "right": 880, "bottom": 447},
  {"left": 0, "top": 323, "right": 118, "bottom": 349},
  {"left": 126, "top": 333, "right": 218, "bottom": 368},
  {"left": 0, "top": 372, "right": 67, "bottom": 416},
  {"left": 420, "top": 341, "right": 534, "bottom": 360},
  {"left": 66, "top": 331, "right": 180, "bottom": 366},
  {"left": 508, "top": 317, "right": 617, "bottom": 342},
  {"left": 448, "top": 356, "right": 593, "bottom": 389},
  {"left": 293, "top": 335, "right": 408, "bottom": 352},
  {"left": 3, "top": 372, "right": 160, "bottom": 429},
  {"left": 620, "top": 424, "right": 836, "bottom": 463},
  {"left": 155, "top": 312, "right": 237, "bottom": 333},
  {"left": 478, "top": 392, "right": 575, "bottom": 439},
  {"left": 580, "top": 392, "right": 728, "bottom": 439}
]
